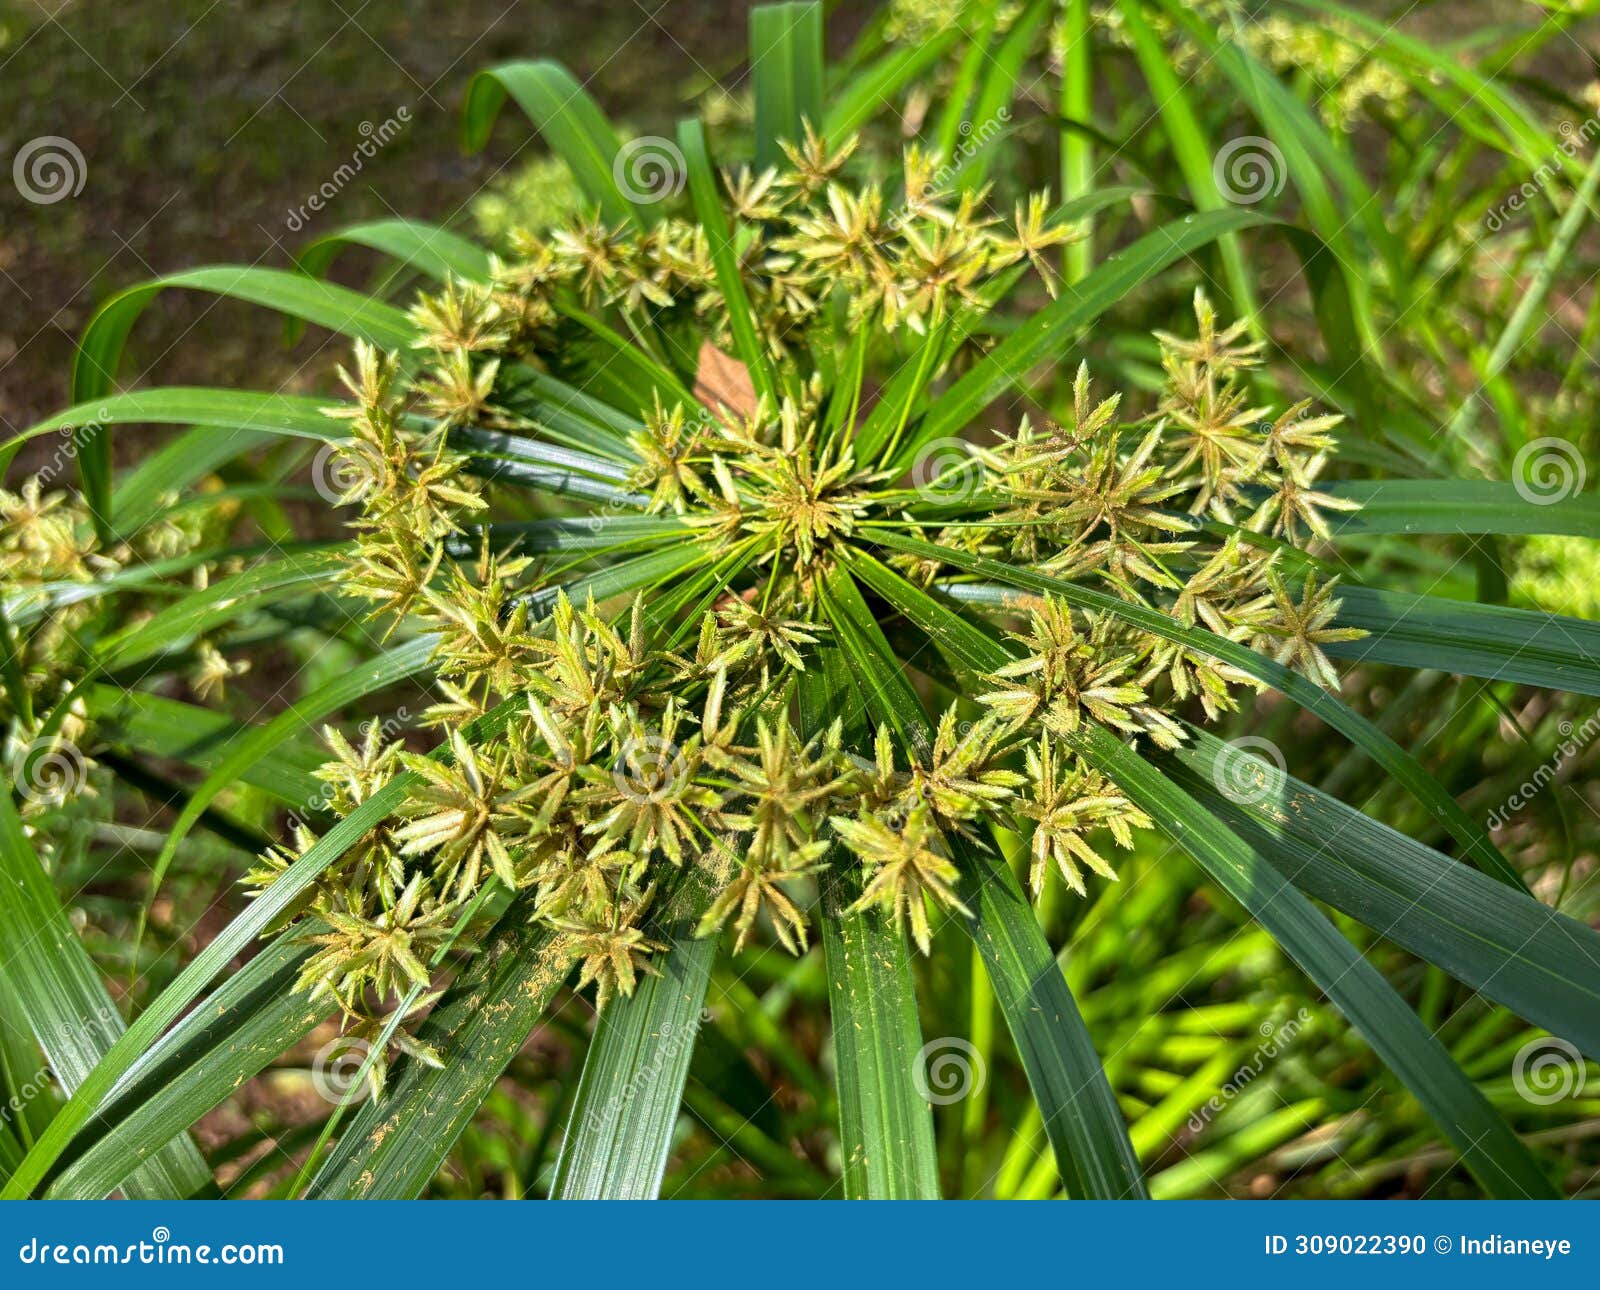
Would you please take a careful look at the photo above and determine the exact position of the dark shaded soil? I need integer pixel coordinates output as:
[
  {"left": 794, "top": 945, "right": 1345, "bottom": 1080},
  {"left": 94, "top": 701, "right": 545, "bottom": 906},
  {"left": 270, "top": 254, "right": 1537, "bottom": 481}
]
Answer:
[{"left": 0, "top": 0, "right": 857, "bottom": 436}]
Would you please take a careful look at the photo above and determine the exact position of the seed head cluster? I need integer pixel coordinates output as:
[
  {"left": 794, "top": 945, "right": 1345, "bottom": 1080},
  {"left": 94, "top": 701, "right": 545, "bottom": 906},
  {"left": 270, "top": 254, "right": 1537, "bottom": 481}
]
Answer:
[
  {"left": 0, "top": 132, "right": 1360, "bottom": 1059},
  {"left": 255, "top": 132, "right": 1360, "bottom": 1049}
]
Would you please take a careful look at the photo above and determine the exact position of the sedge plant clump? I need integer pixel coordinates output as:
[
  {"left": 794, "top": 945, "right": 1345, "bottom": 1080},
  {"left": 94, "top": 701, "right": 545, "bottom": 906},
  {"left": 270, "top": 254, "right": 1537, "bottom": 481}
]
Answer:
[
  {"left": 247, "top": 131, "right": 1363, "bottom": 1062},
  {"left": 10, "top": 0, "right": 1600, "bottom": 1202}
]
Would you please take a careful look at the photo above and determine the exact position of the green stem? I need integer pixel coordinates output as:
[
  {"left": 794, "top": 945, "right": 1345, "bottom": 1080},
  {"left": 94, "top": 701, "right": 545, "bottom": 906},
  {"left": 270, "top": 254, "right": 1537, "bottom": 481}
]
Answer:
[
  {"left": 1060, "top": 0, "right": 1094, "bottom": 286},
  {"left": 878, "top": 311, "right": 948, "bottom": 468},
  {"left": 1445, "top": 142, "right": 1600, "bottom": 445}
]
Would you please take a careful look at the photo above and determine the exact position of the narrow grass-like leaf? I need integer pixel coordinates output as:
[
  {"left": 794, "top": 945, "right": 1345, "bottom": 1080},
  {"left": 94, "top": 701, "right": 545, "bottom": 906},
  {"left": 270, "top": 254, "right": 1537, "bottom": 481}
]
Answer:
[
  {"left": 955, "top": 0, "right": 1052, "bottom": 191},
  {"left": 1058, "top": 0, "right": 1094, "bottom": 284},
  {"left": 824, "top": 568, "right": 1146, "bottom": 1197},
  {"left": 823, "top": 31, "right": 963, "bottom": 141},
  {"left": 798, "top": 647, "right": 939, "bottom": 1199},
  {"left": 0, "top": 987, "right": 53, "bottom": 1159},
  {"left": 0, "top": 793, "right": 213, "bottom": 1199},
  {"left": 841, "top": 548, "right": 1147, "bottom": 1197},
  {"left": 472, "top": 515, "right": 686, "bottom": 556},
  {"left": 1329, "top": 584, "right": 1600, "bottom": 694},
  {"left": 1155, "top": 0, "right": 1389, "bottom": 353},
  {"left": 498, "top": 364, "right": 640, "bottom": 458},
  {"left": 138, "top": 635, "right": 439, "bottom": 934},
  {"left": 678, "top": 120, "right": 779, "bottom": 404},
  {"left": 451, "top": 427, "right": 635, "bottom": 484},
  {"left": 307, "top": 895, "right": 567, "bottom": 1198},
  {"left": 92, "top": 551, "right": 347, "bottom": 672},
  {"left": 296, "top": 219, "right": 493, "bottom": 286},
  {"left": 932, "top": 2, "right": 1000, "bottom": 163},
  {"left": 65, "top": 268, "right": 410, "bottom": 535},
  {"left": 750, "top": 2, "right": 824, "bottom": 168},
  {"left": 45, "top": 936, "right": 322, "bottom": 1199},
  {"left": 552, "top": 919, "right": 717, "bottom": 1198},
  {"left": 8, "top": 389, "right": 340, "bottom": 465},
  {"left": 952, "top": 838, "right": 1146, "bottom": 1198},
  {"left": 1329, "top": 480, "right": 1600, "bottom": 539},
  {"left": 4, "top": 540, "right": 338, "bottom": 632},
  {"left": 86, "top": 685, "right": 324, "bottom": 805},
  {"left": 1287, "top": 0, "right": 1560, "bottom": 172},
  {"left": 1114, "top": 0, "right": 1259, "bottom": 328},
  {"left": 463, "top": 62, "right": 645, "bottom": 228},
  {"left": 1163, "top": 727, "right": 1600, "bottom": 1060},
  {"left": 1446, "top": 145, "right": 1600, "bottom": 444},
  {"left": 1065, "top": 724, "right": 1556, "bottom": 1199},
  {"left": 73, "top": 269, "right": 413, "bottom": 404},
  {"left": 2, "top": 689, "right": 532, "bottom": 1199},
  {"left": 109, "top": 425, "right": 275, "bottom": 537},
  {"left": 553, "top": 301, "right": 697, "bottom": 409}
]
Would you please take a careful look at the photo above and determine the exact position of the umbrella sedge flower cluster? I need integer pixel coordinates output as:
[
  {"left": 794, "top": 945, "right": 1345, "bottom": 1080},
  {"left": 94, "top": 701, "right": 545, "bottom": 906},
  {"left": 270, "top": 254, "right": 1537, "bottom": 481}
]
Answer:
[
  {"left": 243, "top": 132, "right": 1363, "bottom": 1056},
  {"left": 0, "top": 478, "right": 243, "bottom": 814}
]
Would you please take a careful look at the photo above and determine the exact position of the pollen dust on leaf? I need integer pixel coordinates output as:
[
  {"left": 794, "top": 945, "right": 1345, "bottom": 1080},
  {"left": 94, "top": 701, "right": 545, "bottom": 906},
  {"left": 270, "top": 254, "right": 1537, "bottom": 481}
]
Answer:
[{"left": 693, "top": 342, "right": 758, "bottom": 420}]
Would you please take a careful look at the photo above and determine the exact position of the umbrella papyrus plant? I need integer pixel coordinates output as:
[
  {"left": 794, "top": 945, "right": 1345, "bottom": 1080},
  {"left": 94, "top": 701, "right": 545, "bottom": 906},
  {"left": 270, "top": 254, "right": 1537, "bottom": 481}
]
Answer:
[{"left": 3, "top": 2, "right": 1599, "bottom": 1202}]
